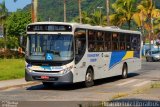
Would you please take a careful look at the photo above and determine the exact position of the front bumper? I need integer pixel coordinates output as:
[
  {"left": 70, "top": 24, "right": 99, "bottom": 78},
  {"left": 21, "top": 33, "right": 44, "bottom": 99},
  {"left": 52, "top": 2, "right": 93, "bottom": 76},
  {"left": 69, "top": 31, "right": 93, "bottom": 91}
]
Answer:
[
  {"left": 25, "top": 68, "right": 73, "bottom": 83},
  {"left": 153, "top": 57, "right": 160, "bottom": 61}
]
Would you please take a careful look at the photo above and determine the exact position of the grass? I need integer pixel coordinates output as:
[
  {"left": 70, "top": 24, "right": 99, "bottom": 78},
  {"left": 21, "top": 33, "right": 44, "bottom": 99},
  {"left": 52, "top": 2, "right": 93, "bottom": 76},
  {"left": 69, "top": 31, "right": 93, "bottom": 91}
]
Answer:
[
  {"left": 111, "top": 92, "right": 129, "bottom": 100},
  {"left": 0, "top": 59, "right": 25, "bottom": 81},
  {"left": 151, "top": 82, "right": 160, "bottom": 88},
  {"left": 133, "top": 86, "right": 150, "bottom": 94}
]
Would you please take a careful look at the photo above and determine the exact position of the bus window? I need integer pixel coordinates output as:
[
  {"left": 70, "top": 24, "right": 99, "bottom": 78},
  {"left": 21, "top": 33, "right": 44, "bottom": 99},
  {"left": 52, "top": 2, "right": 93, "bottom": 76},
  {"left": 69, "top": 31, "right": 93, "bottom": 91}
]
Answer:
[
  {"left": 104, "top": 32, "right": 111, "bottom": 51},
  {"left": 112, "top": 42, "right": 119, "bottom": 50},
  {"left": 131, "top": 34, "right": 140, "bottom": 51},
  {"left": 104, "top": 42, "right": 111, "bottom": 51},
  {"left": 126, "top": 34, "right": 131, "bottom": 42},
  {"left": 126, "top": 34, "right": 131, "bottom": 51},
  {"left": 88, "top": 30, "right": 96, "bottom": 52},
  {"left": 112, "top": 33, "right": 119, "bottom": 50},
  {"left": 95, "top": 31, "right": 104, "bottom": 52},
  {"left": 119, "top": 33, "right": 126, "bottom": 50},
  {"left": 120, "top": 42, "right": 125, "bottom": 50},
  {"left": 88, "top": 42, "right": 95, "bottom": 52},
  {"left": 75, "top": 29, "right": 86, "bottom": 64},
  {"left": 126, "top": 43, "right": 131, "bottom": 50},
  {"left": 96, "top": 42, "right": 104, "bottom": 51},
  {"left": 96, "top": 31, "right": 104, "bottom": 41},
  {"left": 88, "top": 30, "right": 95, "bottom": 41}
]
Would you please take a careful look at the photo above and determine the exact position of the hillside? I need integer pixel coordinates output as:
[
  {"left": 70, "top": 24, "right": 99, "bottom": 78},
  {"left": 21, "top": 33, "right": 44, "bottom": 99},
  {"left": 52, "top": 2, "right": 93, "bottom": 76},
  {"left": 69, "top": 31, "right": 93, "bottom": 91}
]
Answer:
[
  {"left": 23, "top": 0, "right": 160, "bottom": 22},
  {"left": 24, "top": 0, "right": 116, "bottom": 22}
]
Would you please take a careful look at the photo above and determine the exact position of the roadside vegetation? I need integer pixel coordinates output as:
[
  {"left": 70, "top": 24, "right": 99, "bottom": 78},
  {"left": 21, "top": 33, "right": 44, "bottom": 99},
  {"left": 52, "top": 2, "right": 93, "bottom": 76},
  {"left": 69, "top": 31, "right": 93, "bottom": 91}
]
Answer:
[
  {"left": 151, "top": 81, "right": 160, "bottom": 88},
  {"left": 0, "top": 59, "right": 25, "bottom": 81}
]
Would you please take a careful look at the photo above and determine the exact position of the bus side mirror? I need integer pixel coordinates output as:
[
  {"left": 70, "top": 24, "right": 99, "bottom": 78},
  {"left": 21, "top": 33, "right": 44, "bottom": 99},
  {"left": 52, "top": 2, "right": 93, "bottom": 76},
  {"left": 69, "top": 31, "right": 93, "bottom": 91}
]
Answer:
[
  {"left": 20, "top": 36, "right": 23, "bottom": 46},
  {"left": 20, "top": 36, "right": 27, "bottom": 49}
]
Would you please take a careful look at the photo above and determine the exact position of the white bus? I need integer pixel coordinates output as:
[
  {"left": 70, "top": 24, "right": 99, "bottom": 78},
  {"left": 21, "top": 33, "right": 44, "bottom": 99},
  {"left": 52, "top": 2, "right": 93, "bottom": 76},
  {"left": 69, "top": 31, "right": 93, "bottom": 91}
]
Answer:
[{"left": 25, "top": 22, "right": 142, "bottom": 87}]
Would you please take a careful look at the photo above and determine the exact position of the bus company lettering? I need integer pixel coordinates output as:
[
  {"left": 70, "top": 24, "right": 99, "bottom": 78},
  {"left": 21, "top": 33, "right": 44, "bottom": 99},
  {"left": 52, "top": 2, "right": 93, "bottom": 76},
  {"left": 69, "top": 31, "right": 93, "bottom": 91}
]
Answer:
[
  {"left": 87, "top": 54, "right": 99, "bottom": 62},
  {"left": 87, "top": 54, "right": 99, "bottom": 57}
]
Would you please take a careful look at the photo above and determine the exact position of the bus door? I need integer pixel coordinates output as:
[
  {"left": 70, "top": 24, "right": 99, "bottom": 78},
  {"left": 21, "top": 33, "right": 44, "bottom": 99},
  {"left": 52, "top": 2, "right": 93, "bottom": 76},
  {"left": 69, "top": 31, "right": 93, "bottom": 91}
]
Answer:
[{"left": 74, "top": 29, "right": 87, "bottom": 81}]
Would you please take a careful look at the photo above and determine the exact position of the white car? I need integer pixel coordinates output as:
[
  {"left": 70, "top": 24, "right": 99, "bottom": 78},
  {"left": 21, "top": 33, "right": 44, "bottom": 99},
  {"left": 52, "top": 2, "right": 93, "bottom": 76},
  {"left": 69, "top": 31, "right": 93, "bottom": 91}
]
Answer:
[{"left": 146, "top": 50, "right": 160, "bottom": 62}]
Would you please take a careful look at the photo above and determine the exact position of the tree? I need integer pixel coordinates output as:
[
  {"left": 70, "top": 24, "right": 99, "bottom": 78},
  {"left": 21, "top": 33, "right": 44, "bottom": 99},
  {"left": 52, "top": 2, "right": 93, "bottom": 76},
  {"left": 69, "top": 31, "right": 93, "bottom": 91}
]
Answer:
[
  {"left": 110, "top": 0, "right": 136, "bottom": 29},
  {"left": 136, "top": 0, "right": 160, "bottom": 46},
  {"left": 32, "top": 0, "right": 38, "bottom": 22},
  {"left": 73, "top": 11, "right": 91, "bottom": 24},
  {"left": 0, "top": 0, "right": 19, "bottom": 49},
  {"left": 90, "top": 10, "right": 103, "bottom": 26},
  {"left": 6, "top": 10, "right": 32, "bottom": 38},
  {"left": 73, "top": 10, "right": 107, "bottom": 26},
  {"left": 0, "top": 0, "right": 8, "bottom": 49}
]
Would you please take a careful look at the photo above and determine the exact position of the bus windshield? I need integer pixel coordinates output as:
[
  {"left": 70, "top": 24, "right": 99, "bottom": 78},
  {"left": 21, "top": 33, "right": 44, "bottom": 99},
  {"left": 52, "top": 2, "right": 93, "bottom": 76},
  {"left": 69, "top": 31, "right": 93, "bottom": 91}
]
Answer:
[{"left": 27, "top": 34, "right": 74, "bottom": 61}]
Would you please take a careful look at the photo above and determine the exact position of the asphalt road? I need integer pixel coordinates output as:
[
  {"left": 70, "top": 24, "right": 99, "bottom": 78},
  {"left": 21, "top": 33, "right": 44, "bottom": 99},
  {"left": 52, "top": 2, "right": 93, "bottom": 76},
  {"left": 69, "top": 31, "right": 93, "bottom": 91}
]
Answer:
[{"left": 0, "top": 60, "right": 159, "bottom": 106}]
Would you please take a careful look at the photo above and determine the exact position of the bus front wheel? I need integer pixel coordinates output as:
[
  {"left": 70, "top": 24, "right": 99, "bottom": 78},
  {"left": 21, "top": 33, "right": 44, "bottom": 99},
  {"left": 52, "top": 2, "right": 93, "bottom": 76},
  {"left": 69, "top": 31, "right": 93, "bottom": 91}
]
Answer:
[
  {"left": 84, "top": 68, "right": 94, "bottom": 87},
  {"left": 122, "top": 64, "right": 128, "bottom": 79}
]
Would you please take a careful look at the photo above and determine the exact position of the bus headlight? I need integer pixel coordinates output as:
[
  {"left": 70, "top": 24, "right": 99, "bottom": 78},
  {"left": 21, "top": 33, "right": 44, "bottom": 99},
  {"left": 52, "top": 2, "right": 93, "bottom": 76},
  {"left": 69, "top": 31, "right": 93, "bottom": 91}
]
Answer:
[
  {"left": 27, "top": 67, "right": 33, "bottom": 72},
  {"left": 26, "top": 63, "right": 32, "bottom": 72},
  {"left": 60, "top": 65, "right": 73, "bottom": 74}
]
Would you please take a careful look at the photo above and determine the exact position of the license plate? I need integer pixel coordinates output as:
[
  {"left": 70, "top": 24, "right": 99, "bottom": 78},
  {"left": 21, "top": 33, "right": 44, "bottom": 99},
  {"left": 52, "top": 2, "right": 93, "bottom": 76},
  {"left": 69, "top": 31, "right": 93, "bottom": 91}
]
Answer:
[{"left": 41, "top": 76, "right": 49, "bottom": 80}]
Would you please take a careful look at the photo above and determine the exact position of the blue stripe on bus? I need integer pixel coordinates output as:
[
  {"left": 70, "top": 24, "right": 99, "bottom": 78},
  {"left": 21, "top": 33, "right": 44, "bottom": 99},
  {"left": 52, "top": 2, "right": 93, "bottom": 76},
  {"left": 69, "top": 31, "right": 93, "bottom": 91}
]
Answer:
[
  {"left": 109, "top": 51, "right": 126, "bottom": 69},
  {"left": 109, "top": 51, "right": 140, "bottom": 70}
]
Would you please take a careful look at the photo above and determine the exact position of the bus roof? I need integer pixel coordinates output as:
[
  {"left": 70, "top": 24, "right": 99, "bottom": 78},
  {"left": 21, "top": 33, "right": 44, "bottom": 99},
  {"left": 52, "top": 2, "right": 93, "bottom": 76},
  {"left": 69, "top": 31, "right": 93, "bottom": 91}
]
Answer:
[{"left": 28, "top": 21, "right": 142, "bottom": 35}]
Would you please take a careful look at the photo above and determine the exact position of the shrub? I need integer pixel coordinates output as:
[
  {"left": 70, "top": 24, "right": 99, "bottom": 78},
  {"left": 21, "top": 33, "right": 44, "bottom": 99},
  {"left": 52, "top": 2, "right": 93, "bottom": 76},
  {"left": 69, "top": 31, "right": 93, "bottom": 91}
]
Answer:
[{"left": 0, "top": 49, "right": 24, "bottom": 59}]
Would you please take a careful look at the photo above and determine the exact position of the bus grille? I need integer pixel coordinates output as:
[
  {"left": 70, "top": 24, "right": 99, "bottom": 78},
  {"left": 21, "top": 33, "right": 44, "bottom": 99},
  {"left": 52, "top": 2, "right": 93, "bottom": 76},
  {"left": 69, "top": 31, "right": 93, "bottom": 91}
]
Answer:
[{"left": 33, "top": 70, "right": 60, "bottom": 73}]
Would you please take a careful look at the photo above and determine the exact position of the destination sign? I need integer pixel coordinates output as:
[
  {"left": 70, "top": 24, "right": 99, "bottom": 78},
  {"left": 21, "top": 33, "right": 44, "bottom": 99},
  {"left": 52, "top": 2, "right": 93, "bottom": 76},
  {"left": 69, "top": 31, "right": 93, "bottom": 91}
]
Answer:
[{"left": 27, "top": 24, "right": 72, "bottom": 32}]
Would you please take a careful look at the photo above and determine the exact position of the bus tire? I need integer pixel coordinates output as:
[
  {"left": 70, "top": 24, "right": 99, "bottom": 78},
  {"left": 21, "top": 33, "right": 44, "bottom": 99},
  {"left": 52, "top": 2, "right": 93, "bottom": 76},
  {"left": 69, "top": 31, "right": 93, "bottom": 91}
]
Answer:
[
  {"left": 42, "top": 82, "right": 54, "bottom": 87},
  {"left": 84, "top": 68, "right": 94, "bottom": 87},
  {"left": 122, "top": 63, "right": 128, "bottom": 79}
]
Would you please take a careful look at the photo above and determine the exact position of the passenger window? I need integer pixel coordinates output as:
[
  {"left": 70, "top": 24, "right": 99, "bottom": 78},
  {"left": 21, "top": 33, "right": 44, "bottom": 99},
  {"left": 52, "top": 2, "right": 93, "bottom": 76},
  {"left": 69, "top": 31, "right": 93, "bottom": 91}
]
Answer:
[
  {"left": 119, "top": 33, "right": 126, "bottom": 50},
  {"left": 88, "top": 30, "right": 105, "bottom": 52},
  {"left": 112, "top": 33, "right": 119, "bottom": 50},
  {"left": 88, "top": 30, "right": 96, "bottom": 52},
  {"left": 131, "top": 34, "right": 140, "bottom": 51},
  {"left": 126, "top": 34, "right": 131, "bottom": 51},
  {"left": 96, "top": 31, "right": 104, "bottom": 41},
  {"left": 104, "top": 32, "right": 111, "bottom": 51}
]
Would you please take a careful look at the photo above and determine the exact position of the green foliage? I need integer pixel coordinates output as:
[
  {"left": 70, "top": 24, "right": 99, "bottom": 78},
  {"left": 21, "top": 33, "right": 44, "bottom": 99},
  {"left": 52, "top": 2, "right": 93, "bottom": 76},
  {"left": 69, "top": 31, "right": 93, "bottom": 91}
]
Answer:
[
  {"left": 0, "top": 38, "right": 5, "bottom": 48},
  {"left": 6, "top": 36, "right": 19, "bottom": 48},
  {"left": 0, "top": 36, "right": 20, "bottom": 52},
  {"left": 73, "top": 11, "right": 91, "bottom": 24},
  {"left": 110, "top": 0, "right": 137, "bottom": 29},
  {"left": 0, "top": 0, "right": 8, "bottom": 25},
  {"left": 34, "top": 0, "right": 118, "bottom": 22},
  {"left": 6, "top": 10, "right": 32, "bottom": 37}
]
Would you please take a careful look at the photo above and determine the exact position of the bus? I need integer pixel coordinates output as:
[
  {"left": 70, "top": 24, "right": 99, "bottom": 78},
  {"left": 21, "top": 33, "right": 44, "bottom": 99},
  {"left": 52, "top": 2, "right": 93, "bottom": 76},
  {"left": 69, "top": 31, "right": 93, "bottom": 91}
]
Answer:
[{"left": 25, "top": 22, "right": 142, "bottom": 87}]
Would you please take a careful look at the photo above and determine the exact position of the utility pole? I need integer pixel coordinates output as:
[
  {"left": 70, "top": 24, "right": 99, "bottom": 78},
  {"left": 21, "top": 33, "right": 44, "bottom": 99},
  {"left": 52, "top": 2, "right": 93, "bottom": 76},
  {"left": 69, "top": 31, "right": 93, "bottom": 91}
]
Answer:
[
  {"left": 149, "top": 0, "right": 153, "bottom": 50},
  {"left": 32, "top": 0, "right": 38, "bottom": 22},
  {"left": 64, "top": 0, "right": 67, "bottom": 22},
  {"left": 106, "top": 0, "right": 110, "bottom": 26},
  {"left": 78, "top": 0, "right": 82, "bottom": 23}
]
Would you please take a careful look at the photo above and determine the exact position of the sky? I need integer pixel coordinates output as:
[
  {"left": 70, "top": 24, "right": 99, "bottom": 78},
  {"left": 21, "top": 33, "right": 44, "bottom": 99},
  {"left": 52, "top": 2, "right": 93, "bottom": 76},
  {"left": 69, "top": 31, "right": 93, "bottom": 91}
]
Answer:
[{"left": 0, "top": 0, "right": 31, "bottom": 12}]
